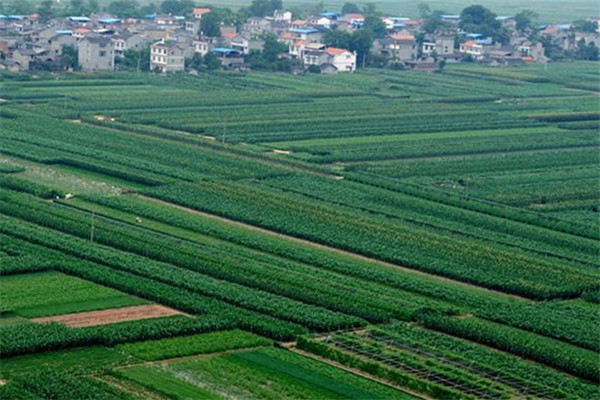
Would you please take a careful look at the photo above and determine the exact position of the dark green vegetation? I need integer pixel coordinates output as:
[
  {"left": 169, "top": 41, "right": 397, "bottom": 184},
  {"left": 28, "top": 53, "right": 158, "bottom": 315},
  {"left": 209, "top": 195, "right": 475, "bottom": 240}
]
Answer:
[{"left": 0, "top": 62, "right": 598, "bottom": 398}]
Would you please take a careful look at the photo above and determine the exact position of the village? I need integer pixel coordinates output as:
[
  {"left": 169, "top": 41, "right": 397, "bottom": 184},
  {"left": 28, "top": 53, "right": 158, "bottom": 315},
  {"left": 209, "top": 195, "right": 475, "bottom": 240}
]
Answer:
[{"left": 0, "top": 0, "right": 599, "bottom": 74}]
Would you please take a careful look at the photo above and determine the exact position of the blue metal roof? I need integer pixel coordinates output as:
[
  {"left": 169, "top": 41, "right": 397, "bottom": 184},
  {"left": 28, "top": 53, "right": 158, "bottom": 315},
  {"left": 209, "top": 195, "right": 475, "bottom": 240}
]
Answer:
[
  {"left": 68, "top": 16, "right": 91, "bottom": 22},
  {"left": 213, "top": 47, "right": 238, "bottom": 54},
  {"left": 465, "top": 33, "right": 484, "bottom": 38},
  {"left": 98, "top": 18, "right": 121, "bottom": 24},
  {"left": 8, "top": 15, "right": 26, "bottom": 20},
  {"left": 0, "top": 15, "right": 7, "bottom": 19},
  {"left": 56, "top": 30, "right": 73, "bottom": 35},
  {"left": 174, "top": 16, "right": 186, "bottom": 20},
  {"left": 441, "top": 15, "right": 460, "bottom": 19},
  {"left": 321, "top": 12, "right": 339, "bottom": 18},
  {"left": 145, "top": 14, "right": 157, "bottom": 19},
  {"left": 290, "top": 28, "right": 320, "bottom": 34}
]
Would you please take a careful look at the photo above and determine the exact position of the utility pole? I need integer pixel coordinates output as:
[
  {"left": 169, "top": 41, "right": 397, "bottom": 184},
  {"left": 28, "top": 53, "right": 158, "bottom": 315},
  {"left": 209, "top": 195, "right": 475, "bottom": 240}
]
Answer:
[{"left": 90, "top": 211, "right": 95, "bottom": 242}]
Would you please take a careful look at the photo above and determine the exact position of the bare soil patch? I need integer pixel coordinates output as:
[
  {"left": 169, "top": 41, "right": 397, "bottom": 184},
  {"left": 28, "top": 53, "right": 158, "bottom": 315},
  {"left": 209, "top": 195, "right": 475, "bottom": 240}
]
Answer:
[{"left": 31, "top": 305, "right": 183, "bottom": 328}]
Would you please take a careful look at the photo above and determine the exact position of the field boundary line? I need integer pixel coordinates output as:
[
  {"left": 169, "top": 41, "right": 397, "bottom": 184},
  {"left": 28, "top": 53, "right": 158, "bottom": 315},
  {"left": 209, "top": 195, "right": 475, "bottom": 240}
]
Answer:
[{"left": 138, "top": 195, "right": 530, "bottom": 301}]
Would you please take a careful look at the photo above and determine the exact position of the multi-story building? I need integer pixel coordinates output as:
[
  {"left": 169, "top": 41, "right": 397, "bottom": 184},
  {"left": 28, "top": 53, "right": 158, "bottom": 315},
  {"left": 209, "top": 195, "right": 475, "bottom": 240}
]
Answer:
[
  {"left": 78, "top": 36, "right": 115, "bottom": 71},
  {"left": 150, "top": 40, "right": 185, "bottom": 73}
]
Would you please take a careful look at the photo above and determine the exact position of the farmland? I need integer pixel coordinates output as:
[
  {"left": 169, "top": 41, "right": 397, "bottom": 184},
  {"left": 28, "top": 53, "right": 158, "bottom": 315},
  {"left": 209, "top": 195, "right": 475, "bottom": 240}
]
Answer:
[{"left": 0, "top": 61, "right": 598, "bottom": 399}]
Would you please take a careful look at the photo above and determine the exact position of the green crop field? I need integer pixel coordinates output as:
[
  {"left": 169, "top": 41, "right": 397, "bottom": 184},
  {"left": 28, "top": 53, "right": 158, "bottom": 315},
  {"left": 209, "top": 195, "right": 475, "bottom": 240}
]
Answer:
[
  {"left": 0, "top": 61, "right": 598, "bottom": 398},
  {"left": 1, "top": 271, "right": 148, "bottom": 318}
]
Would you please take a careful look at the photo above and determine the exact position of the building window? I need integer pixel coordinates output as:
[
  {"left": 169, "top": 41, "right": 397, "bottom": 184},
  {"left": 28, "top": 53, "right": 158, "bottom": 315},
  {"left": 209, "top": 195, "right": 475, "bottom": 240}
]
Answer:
[{"left": 99, "top": 51, "right": 106, "bottom": 57}]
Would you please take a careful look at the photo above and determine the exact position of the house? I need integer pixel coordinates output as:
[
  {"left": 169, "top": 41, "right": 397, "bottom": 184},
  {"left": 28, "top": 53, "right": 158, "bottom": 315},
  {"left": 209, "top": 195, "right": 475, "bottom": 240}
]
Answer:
[
  {"left": 459, "top": 40, "right": 484, "bottom": 59},
  {"left": 340, "top": 13, "right": 364, "bottom": 27},
  {"left": 515, "top": 40, "right": 547, "bottom": 62},
  {"left": 372, "top": 34, "right": 417, "bottom": 62},
  {"left": 274, "top": 10, "right": 292, "bottom": 23},
  {"left": 78, "top": 36, "right": 115, "bottom": 71},
  {"left": 291, "top": 20, "right": 307, "bottom": 29},
  {"left": 11, "top": 47, "right": 49, "bottom": 70},
  {"left": 212, "top": 47, "right": 244, "bottom": 67},
  {"left": 243, "top": 17, "right": 271, "bottom": 35},
  {"left": 303, "top": 50, "right": 329, "bottom": 66},
  {"left": 150, "top": 40, "right": 184, "bottom": 73},
  {"left": 289, "top": 39, "right": 306, "bottom": 58},
  {"left": 112, "top": 32, "right": 145, "bottom": 56},
  {"left": 194, "top": 38, "right": 214, "bottom": 56},
  {"left": 422, "top": 36, "right": 455, "bottom": 56},
  {"left": 290, "top": 28, "right": 323, "bottom": 43},
  {"left": 230, "top": 34, "right": 264, "bottom": 55},
  {"left": 185, "top": 19, "right": 201, "bottom": 34},
  {"left": 47, "top": 33, "right": 76, "bottom": 59},
  {"left": 156, "top": 15, "right": 177, "bottom": 26},
  {"left": 193, "top": 8, "right": 211, "bottom": 20},
  {"left": 324, "top": 47, "right": 356, "bottom": 72},
  {"left": 308, "top": 16, "right": 333, "bottom": 29}
]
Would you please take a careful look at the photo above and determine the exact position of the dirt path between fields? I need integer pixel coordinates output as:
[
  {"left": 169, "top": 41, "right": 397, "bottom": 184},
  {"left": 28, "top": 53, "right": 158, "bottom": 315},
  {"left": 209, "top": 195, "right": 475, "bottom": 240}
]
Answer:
[
  {"left": 31, "top": 305, "right": 184, "bottom": 327},
  {"left": 138, "top": 195, "right": 530, "bottom": 302}
]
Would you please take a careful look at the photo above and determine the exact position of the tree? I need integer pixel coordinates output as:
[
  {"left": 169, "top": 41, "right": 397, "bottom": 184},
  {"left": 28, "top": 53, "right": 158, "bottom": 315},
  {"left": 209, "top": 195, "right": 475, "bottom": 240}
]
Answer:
[
  {"left": 37, "top": 0, "right": 54, "bottom": 23},
  {"left": 306, "top": 1, "right": 324, "bottom": 16},
  {"left": 422, "top": 10, "right": 448, "bottom": 34},
  {"left": 575, "top": 39, "right": 599, "bottom": 60},
  {"left": 515, "top": 10, "right": 538, "bottom": 33},
  {"left": 437, "top": 59, "right": 446, "bottom": 72},
  {"left": 418, "top": 3, "right": 431, "bottom": 18},
  {"left": 187, "top": 52, "right": 203, "bottom": 70},
  {"left": 323, "top": 30, "right": 352, "bottom": 49},
  {"left": 262, "top": 33, "right": 286, "bottom": 62},
  {"left": 341, "top": 2, "right": 360, "bottom": 15},
  {"left": 200, "top": 12, "right": 221, "bottom": 37},
  {"left": 88, "top": 0, "right": 101, "bottom": 13},
  {"left": 573, "top": 19, "right": 598, "bottom": 33},
  {"left": 203, "top": 52, "right": 221, "bottom": 70},
  {"left": 350, "top": 28, "right": 374, "bottom": 68},
  {"left": 361, "top": 3, "right": 386, "bottom": 38},
  {"left": 107, "top": 1, "right": 140, "bottom": 17},
  {"left": 8, "top": 0, "right": 35, "bottom": 15},
  {"left": 140, "top": 3, "right": 158, "bottom": 15},
  {"left": 160, "top": 0, "right": 194, "bottom": 15},
  {"left": 69, "top": 0, "right": 85, "bottom": 15},
  {"left": 247, "top": 0, "right": 281, "bottom": 17},
  {"left": 60, "top": 45, "right": 78, "bottom": 70},
  {"left": 459, "top": 5, "right": 501, "bottom": 38}
]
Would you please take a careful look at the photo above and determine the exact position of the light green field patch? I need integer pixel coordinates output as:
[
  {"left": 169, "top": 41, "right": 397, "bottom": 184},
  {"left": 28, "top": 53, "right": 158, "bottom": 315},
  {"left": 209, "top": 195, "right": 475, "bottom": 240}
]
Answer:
[
  {"left": 165, "top": 347, "right": 416, "bottom": 400},
  {"left": 117, "top": 365, "right": 224, "bottom": 400},
  {"left": 1, "top": 271, "right": 148, "bottom": 318},
  {"left": 116, "top": 329, "right": 271, "bottom": 361}
]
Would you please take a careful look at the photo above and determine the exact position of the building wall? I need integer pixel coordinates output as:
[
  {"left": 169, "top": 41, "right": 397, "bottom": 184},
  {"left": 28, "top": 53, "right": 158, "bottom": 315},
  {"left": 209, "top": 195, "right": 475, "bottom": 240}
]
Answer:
[{"left": 78, "top": 40, "right": 115, "bottom": 71}]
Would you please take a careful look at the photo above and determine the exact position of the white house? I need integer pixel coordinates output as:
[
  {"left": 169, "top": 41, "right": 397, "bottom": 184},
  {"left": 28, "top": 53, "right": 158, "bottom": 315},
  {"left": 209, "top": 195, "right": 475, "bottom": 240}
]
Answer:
[
  {"left": 150, "top": 40, "right": 185, "bottom": 73},
  {"left": 274, "top": 10, "right": 292, "bottom": 23},
  {"left": 325, "top": 47, "right": 356, "bottom": 72},
  {"left": 459, "top": 40, "right": 484, "bottom": 59}
]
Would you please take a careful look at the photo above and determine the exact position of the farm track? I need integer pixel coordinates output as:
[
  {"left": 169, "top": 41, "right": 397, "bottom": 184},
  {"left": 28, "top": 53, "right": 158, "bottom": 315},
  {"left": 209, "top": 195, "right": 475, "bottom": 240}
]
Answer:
[
  {"left": 331, "top": 143, "right": 600, "bottom": 165},
  {"left": 266, "top": 183, "right": 598, "bottom": 268},
  {"left": 74, "top": 119, "right": 342, "bottom": 180},
  {"left": 137, "top": 195, "right": 531, "bottom": 302}
]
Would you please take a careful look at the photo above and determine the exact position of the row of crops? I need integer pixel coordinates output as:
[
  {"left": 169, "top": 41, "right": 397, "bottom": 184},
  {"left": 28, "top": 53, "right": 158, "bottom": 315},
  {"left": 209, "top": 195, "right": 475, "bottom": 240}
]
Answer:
[
  {"left": 1, "top": 64, "right": 598, "bottom": 398},
  {"left": 297, "top": 321, "right": 598, "bottom": 400},
  {"left": 145, "top": 179, "right": 599, "bottom": 300},
  {"left": 0, "top": 177, "right": 597, "bottom": 351}
]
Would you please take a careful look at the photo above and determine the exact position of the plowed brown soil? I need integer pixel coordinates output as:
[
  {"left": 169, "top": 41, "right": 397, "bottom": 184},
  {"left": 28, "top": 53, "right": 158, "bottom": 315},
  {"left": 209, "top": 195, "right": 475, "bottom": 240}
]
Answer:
[{"left": 31, "top": 305, "right": 183, "bottom": 327}]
